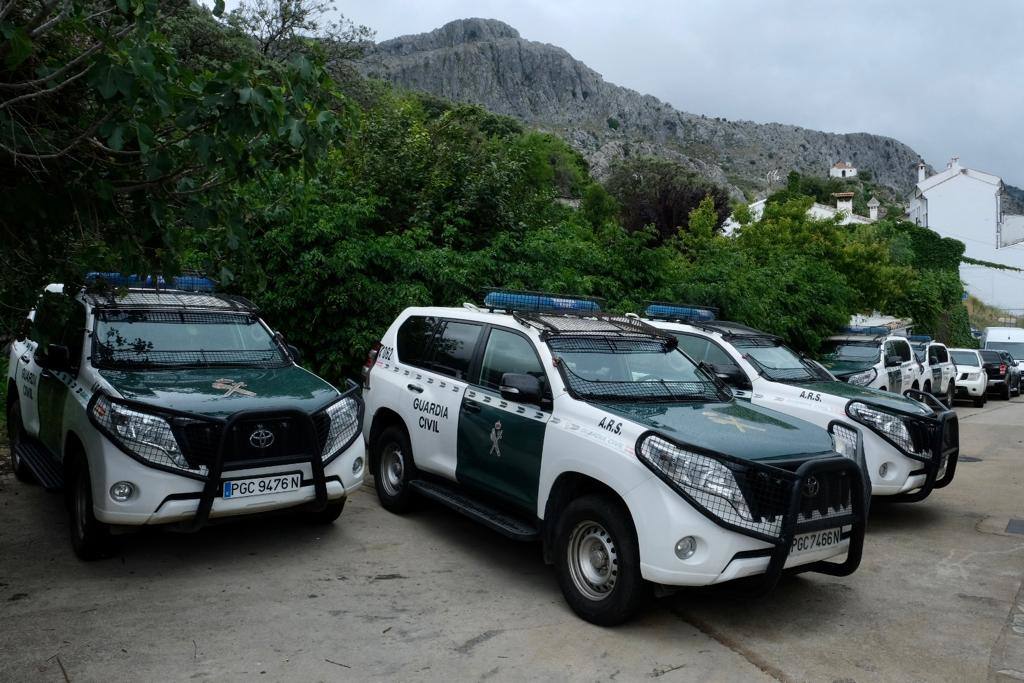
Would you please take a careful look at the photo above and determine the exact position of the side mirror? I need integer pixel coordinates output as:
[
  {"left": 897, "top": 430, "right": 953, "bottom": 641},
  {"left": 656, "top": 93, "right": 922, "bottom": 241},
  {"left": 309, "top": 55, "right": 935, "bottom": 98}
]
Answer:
[
  {"left": 709, "top": 363, "right": 751, "bottom": 390},
  {"left": 286, "top": 344, "right": 302, "bottom": 365},
  {"left": 885, "top": 354, "right": 902, "bottom": 368},
  {"left": 38, "top": 343, "right": 71, "bottom": 372},
  {"left": 499, "top": 373, "right": 543, "bottom": 405}
]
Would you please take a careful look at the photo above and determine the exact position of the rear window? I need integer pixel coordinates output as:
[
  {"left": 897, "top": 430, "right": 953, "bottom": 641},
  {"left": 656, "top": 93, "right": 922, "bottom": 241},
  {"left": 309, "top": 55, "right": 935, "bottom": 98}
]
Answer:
[
  {"left": 426, "top": 321, "right": 482, "bottom": 380},
  {"left": 396, "top": 316, "right": 440, "bottom": 367},
  {"left": 980, "top": 350, "right": 1002, "bottom": 363}
]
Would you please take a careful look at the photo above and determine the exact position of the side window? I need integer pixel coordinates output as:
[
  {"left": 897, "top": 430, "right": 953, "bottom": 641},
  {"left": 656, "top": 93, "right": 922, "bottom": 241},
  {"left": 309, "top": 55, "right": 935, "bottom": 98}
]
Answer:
[
  {"left": 396, "top": 316, "right": 439, "bottom": 369},
  {"left": 675, "top": 334, "right": 733, "bottom": 366},
  {"left": 63, "top": 300, "right": 87, "bottom": 369},
  {"left": 896, "top": 341, "right": 912, "bottom": 362},
  {"left": 934, "top": 346, "right": 948, "bottom": 364},
  {"left": 426, "top": 321, "right": 482, "bottom": 380},
  {"left": 31, "top": 291, "right": 77, "bottom": 364},
  {"left": 478, "top": 328, "right": 548, "bottom": 395}
]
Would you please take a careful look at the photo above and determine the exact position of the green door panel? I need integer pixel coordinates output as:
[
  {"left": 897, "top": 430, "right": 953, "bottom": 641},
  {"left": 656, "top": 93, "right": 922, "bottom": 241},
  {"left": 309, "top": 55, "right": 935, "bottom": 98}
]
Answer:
[
  {"left": 457, "top": 388, "right": 547, "bottom": 514},
  {"left": 36, "top": 372, "right": 68, "bottom": 455}
]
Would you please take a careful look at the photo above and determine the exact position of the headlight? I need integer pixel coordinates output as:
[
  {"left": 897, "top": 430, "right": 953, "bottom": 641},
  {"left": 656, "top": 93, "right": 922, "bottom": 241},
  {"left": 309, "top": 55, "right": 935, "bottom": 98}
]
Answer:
[
  {"left": 966, "top": 372, "right": 981, "bottom": 381},
  {"left": 847, "top": 402, "right": 923, "bottom": 456},
  {"left": 319, "top": 396, "right": 360, "bottom": 462},
  {"left": 637, "top": 435, "right": 782, "bottom": 537},
  {"left": 847, "top": 368, "right": 877, "bottom": 387},
  {"left": 829, "top": 423, "right": 858, "bottom": 460},
  {"left": 91, "top": 395, "right": 204, "bottom": 475}
]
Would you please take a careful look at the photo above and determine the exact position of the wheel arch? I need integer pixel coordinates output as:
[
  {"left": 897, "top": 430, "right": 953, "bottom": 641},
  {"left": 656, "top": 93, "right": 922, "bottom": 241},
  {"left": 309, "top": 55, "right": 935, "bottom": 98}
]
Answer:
[
  {"left": 367, "top": 407, "right": 408, "bottom": 471},
  {"left": 541, "top": 471, "right": 634, "bottom": 565}
]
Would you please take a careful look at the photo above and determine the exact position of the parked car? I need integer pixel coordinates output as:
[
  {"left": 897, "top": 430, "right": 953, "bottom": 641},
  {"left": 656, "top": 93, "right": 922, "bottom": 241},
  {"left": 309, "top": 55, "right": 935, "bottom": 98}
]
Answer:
[
  {"left": 948, "top": 348, "right": 987, "bottom": 407},
  {"left": 908, "top": 336, "right": 957, "bottom": 406},
  {"left": 993, "top": 350, "right": 1022, "bottom": 397},
  {"left": 6, "top": 275, "right": 364, "bottom": 559},
  {"left": 981, "top": 326, "right": 1024, "bottom": 358},
  {"left": 643, "top": 304, "right": 959, "bottom": 503},
  {"left": 361, "top": 291, "right": 868, "bottom": 625},
  {"left": 979, "top": 349, "right": 1016, "bottom": 400},
  {"left": 818, "top": 331, "right": 921, "bottom": 395}
]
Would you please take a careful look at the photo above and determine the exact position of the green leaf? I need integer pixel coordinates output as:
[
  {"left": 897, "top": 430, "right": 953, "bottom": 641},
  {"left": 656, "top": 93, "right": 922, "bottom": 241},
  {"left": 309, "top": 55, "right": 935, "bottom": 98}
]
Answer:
[
  {"left": 136, "top": 122, "right": 154, "bottom": 153},
  {"left": 107, "top": 125, "right": 125, "bottom": 152},
  {"left": 213, "top": 0, "right": 226, "bottom": 17},
  {"left": 4, "top": 28, "right": 33, "bottom": 69}
]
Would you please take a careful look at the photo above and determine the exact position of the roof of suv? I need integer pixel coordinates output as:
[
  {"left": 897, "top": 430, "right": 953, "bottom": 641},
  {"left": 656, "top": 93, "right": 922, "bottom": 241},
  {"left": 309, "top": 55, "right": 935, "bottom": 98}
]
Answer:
[{"left": 82, "top": 288, "right": 257, "bottom": 312}]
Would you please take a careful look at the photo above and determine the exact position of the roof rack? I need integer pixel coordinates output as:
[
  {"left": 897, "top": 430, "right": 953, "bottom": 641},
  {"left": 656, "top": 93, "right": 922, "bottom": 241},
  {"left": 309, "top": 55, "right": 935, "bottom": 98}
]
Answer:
[
  {"left": 84, "top": 289, "right": 258, "bottom": 313},
  {"left": 695, "top": 321, "right": 780, "bottom": 344},
  {"left": 482, "top": 289, "right": 603, "bottom": 314},
  {"left": 515, "top": 310, "right": 672, "bottom": 341}
]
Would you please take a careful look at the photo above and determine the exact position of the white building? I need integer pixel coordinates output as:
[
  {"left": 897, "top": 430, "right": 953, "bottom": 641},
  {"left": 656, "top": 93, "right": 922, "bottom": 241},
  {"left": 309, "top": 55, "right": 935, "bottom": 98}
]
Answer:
[
  {"left": 723, "top": 193, "right": 876, "bottom": 235},
  {"left": 907, "top": 157, "right": 1024, "bottom": 310},
  {"left": 830, "top": 161, "right": 858, "bottom": 179}
]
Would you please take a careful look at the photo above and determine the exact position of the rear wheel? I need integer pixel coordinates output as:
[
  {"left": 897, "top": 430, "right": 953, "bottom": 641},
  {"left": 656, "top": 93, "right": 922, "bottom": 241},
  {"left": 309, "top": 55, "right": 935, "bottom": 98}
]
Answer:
[
  {"left": 6, "top": 400, "right": 33, "bottom": 483},
  {"left": 944, "top": 381, "right": 955, "bottom": 408},
  {"left": 69, "top": 464, "right": 113, "bottom": 561},
  {"left": 554, "top": 494, "right": 648, "bottom": 626},
  {"left": 372, "top": 425, "right": 417, "bottom": 513},
  {"left": 1003, "top": 382, "right": 1012, "bottom": 400}
]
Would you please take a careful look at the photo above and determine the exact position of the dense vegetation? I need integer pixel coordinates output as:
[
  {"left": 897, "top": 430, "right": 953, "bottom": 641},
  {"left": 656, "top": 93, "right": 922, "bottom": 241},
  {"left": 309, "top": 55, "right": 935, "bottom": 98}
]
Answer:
[{"left": 1, "top": 1, "right": 974, "bottom": 388}]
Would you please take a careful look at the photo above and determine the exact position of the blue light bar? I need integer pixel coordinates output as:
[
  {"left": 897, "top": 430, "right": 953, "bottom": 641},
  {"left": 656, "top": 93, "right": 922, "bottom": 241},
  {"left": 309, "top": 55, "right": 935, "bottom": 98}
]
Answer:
[
  {"left": 908, "top": 334, "right": 932, "bottom": 343},
  {"left": 843, "top": 325, "right": 891, "bottom": 335},
  {"left": 644, "top": 303, "right": 717, "bottom": 322},
  {"left": 85, "top": 272, "right": 215, "bottom": 292},
  {"left": 483, "top": 291, "right": 602, "bottom": 313}
]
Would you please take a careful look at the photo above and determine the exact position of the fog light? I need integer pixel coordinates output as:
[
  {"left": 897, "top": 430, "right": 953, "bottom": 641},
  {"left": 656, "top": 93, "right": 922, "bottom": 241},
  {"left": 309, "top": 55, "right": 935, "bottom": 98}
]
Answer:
[
  {"left": 352, "top": 457, "right": 364, "bottom": 476},
  {"left": 109, "top": 481, "right": 134, "bottom": 502},
  {"left": 674, "top": 536, "right": 697, "bottom": 560},
  {"left": 878, "top": 463, "right": 889, "bottom": 478}
]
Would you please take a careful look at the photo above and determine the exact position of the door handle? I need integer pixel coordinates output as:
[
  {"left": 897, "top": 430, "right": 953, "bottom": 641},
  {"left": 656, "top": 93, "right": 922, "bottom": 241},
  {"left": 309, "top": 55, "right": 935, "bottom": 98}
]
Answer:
[
  {"left": 463, "top": 400, "right": 481, "bottom": 414},
  {"left": 406, "top": 384, "right": 424, "bottom": 393}
]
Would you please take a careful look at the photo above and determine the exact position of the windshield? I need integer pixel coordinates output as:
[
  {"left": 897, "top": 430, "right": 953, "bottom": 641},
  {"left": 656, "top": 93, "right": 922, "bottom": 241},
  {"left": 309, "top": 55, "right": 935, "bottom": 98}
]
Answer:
[
  {"left": 93, "top": 310, "right": 288, "bottom": 369},
  {"left": 911, "top": 343, "right": 927, "bottom": 362},
  {"left": 820, "top": 341, "right": 879, "bottom": 363},
  {"left": 548, "top": 337, "right": 729, "bottom": 403},
  {"left": 737, "top": 342, "right": 824, "bottom": 382},
  {"left": 986, "top": 341, "right": 1024, "bottom": 357},
  {"left": 950, "top": 350, "right": 980, "bottom": 367}
]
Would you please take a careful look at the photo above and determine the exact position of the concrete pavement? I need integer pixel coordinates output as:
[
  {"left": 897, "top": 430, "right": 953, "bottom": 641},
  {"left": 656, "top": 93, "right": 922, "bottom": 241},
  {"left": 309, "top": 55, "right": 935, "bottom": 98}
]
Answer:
[{"left": 1, "top": 398, "right": 1022, "bottom": 682}]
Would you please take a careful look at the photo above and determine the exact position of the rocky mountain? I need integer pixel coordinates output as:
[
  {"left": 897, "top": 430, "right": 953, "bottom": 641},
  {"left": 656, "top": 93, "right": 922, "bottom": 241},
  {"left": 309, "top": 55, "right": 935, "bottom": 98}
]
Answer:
[{"left": 358, "top": 18, "right": 930, "bottom": 201}]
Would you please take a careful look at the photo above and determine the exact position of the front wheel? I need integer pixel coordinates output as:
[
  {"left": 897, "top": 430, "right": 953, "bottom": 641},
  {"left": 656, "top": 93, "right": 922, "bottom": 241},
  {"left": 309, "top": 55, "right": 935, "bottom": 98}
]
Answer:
[
  {"left": 554, "top": 494, "right": 648, "bottom": 626},
  {"left": 944, "top": 381, "right": 955, "bottom": 408},
  {"left": 69, "top": 465, "right": 113, "bottom": 561},
  {"left": 372, "top": 425, "right": 418, "bottom": 513},
  {"left": 6, "top": 400, "right": 33, "bottom": 483},
  {"left": 303, "top": 499, "right": 345, "bottom": 524},
  {"left": 973, "top": 396, "right": 986, "bottom": 408}
]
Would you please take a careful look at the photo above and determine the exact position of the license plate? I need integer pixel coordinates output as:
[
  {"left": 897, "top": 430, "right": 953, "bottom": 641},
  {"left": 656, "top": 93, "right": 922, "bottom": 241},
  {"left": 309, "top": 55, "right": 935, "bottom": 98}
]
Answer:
[
  {"left": 790, "top": 528, "right": 842, "bottom": 556},
  {"left": 222, "top": 473, "right": 302, "bottom": 499}
]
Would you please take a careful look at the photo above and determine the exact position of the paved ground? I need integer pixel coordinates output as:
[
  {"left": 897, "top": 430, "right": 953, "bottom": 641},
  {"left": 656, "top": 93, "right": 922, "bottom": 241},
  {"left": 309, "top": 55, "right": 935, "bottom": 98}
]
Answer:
[{"left": 1, "top": 398, "right": 1022, "bottom": 682}]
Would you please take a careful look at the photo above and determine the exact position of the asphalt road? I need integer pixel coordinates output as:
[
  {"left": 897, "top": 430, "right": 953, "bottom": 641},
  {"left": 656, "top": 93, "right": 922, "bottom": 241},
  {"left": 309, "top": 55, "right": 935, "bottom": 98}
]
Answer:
[{"left": 1, "top": 398, "right": 1022, "bottom": 682}]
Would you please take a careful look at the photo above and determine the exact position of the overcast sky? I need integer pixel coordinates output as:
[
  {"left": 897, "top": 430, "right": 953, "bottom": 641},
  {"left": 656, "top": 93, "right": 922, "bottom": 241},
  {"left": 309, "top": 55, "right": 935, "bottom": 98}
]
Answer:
[{"left": 340, "top": 0, "right": 1023, "bottom": 187}]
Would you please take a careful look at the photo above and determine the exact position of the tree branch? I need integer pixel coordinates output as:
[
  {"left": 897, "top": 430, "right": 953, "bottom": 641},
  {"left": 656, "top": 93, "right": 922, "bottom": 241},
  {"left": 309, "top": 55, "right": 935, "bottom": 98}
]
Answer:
[{"left": 0, "top": 65, "right": 90, "bottom": 111}]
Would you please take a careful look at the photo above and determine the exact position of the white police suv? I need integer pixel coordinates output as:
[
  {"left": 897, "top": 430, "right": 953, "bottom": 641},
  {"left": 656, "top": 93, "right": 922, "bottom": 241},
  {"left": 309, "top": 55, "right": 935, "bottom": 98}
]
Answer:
[
  {"left": 642, "top": 304, "right": 960, "bottom": 502},
  {"left": 818, "top": 329, "right": 922, "bottom": 394},
  {"left": 908, "top": 336, "right": 957, "bottom": 406},
  {"left": 6, "top": 275, "right": 364, "bottom": 559},
  {"left": 361, "top": 292, "right": 867, "bottom": 625}
]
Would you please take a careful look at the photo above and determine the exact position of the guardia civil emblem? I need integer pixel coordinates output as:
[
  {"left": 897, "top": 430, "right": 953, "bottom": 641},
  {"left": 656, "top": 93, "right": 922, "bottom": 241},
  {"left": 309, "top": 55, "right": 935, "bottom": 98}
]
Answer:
[{"left": 489, "top": 420, "right": 503, "bottom": 457}]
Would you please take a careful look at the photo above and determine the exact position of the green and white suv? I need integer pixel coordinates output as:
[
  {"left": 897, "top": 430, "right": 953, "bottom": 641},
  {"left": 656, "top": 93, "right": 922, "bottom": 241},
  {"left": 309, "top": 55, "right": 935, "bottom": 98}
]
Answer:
[
  {"left": 642, "top": 304, "right": 959, "bottom": 502},
  {"left": 361, "top": 292, "right": 868, "bottom": 625},
  {"left": 6, "top": 276, "right": 364, "bottom": 559}
]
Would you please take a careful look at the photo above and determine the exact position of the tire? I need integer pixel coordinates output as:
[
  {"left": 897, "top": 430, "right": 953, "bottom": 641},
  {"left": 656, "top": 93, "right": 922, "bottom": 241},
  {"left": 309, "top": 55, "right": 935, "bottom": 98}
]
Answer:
[
  {"left": 1003, "top": 382, "right": 1012, "bottom": 401},
  {"left": 69, "top": 464, "right": 113, "bottom": 561},
  {"left": 6, "top": 400, "right": 33, "bottom": 483},
  {"left": 553, "top": 494, "right": 649, "bottom": 626},
  {"left": 973, "top": 396, "right": 986, "bottom": 408},
  {"left": 923, "top": 381, "right": 931, "bottom": 397},
  {"left": 303, "top": 499, "right": 345, "bottom": 524},
  {"left": 944, "top": 381, "right": 955, "bottom": 408},
  {"left": 372, "top": 424, "right": 417, "bottom": 513}
]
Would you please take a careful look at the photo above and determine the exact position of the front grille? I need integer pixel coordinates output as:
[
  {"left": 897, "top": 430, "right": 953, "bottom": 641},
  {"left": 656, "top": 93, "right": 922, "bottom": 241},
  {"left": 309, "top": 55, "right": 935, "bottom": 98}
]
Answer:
[
  {"left": 175, "top": 415, "right": 317, "bottom": 469},
  {"left": 767, "top": 463, "right": 854, "bottom": 522},
  {"left": 175, "top": 420, "right": 224, "bottom": 469}
]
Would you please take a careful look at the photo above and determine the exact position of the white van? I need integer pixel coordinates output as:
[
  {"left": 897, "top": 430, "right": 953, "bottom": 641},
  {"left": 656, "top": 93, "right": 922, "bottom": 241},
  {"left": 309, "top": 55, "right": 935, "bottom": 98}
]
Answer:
[{"left": 981, "top": 327, "right": 1024, "bottom": 358}]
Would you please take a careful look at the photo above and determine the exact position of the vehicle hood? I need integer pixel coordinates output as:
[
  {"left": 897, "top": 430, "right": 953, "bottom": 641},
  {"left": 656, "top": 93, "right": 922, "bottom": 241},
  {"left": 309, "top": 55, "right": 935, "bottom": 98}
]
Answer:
[
  {"left": 790, "top": 380, "right": 933, "bottom": 417},
  {"left": 603, "top": 400, "right": 835, "bottom": 463},
  {"left": 99, "top": 366, "right": 340, "bottom": 419},
  {"left": 818, "top": 359, "right": 875, "bottom": 377}
]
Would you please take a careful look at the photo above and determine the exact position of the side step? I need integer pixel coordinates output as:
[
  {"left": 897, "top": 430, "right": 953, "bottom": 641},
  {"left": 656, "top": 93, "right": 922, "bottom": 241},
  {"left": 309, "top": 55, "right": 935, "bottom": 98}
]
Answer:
[
  {"left": 15, "top": 441, "right": 64, "bottom": 491},
  {"left": 408, "top": 479, "right": 539, "bottom": 542}
]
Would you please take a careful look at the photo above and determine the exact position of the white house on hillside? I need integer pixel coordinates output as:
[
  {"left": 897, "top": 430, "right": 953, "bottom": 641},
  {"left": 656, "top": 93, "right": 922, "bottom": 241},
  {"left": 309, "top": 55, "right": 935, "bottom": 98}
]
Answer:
[
  {"left": 907, "top": 157, "right": 1024, "bottom": 310},
  {"left": 722, "top": 192, "right": 877, "bottom": 235},
  {"left": 830, "top": 161, "right": 858, "bottom": 179}
]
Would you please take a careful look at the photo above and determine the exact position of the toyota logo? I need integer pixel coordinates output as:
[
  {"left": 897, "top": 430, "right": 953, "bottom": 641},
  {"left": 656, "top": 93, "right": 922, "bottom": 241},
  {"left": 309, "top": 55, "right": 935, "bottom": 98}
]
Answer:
[
  {"left": 249, "top": 427, "right": 275, "bottom": 449},
  {"left": 802, "top": 476, "right": 820, "bottom": 498}
]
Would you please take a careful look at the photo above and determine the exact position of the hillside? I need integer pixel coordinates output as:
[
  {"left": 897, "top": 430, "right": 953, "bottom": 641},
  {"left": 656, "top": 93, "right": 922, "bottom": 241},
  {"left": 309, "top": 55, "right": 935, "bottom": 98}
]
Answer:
[{"left": 359, "top": 18, "right": 929, "bottom": 200}]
